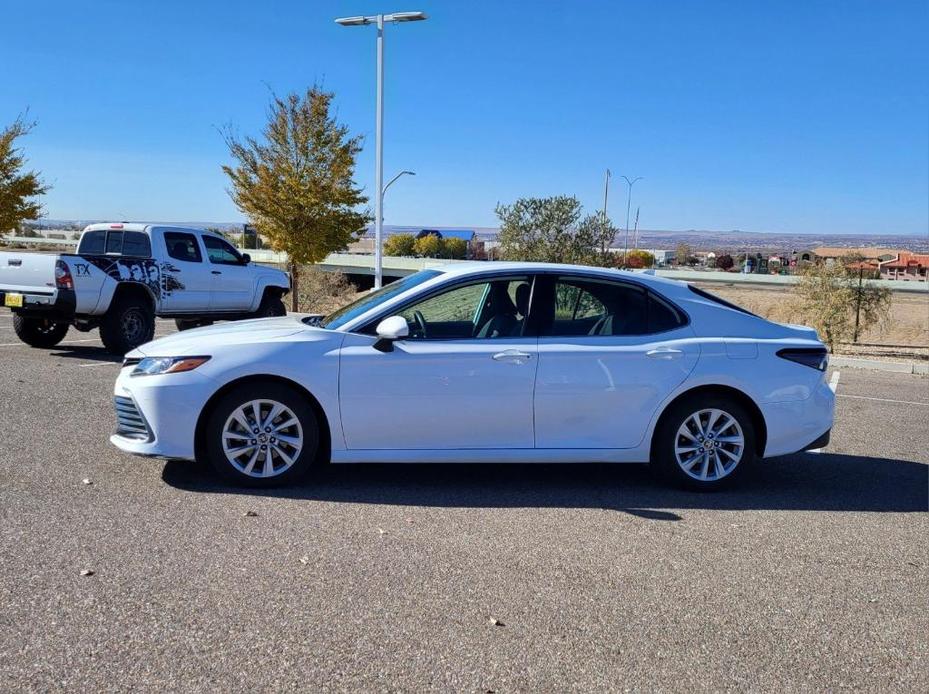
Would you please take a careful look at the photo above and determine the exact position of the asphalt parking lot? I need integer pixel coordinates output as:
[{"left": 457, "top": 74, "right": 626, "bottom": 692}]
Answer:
[{"left": 1, "top": 313, "right": 926, "bottom": 692}]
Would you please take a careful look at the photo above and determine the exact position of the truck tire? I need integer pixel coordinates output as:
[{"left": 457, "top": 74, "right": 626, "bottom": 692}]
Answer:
[
  {"left": 252, "top": 292, "right": 286, "bottom": 319},
  {"left": 175, "top": 318, "right": 213, "bottom": 331},
  {"left": 99, "top": 296, "right": 155, "bottom": 355},
  {"left": 12, "top": 315, "right": 70, "bottom": 348}
]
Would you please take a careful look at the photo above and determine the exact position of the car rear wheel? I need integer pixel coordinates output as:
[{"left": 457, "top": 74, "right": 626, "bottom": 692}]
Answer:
[
  {"left": 100, "top": 296, "right": 155, "bottom": 355},
  {"left": 12, "top": 315, "right": 70, "bottom": 348},
  {"left": 654, "top": 395, "right": 756, "bottom": 491},
  {"left": 205, "top": 382, "right": 318, "bottom": 487}
]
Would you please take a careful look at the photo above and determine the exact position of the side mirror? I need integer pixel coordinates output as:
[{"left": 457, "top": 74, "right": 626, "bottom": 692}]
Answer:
[
  {"left": 241, "top": 253, "right": 251, "bottom": 264},
  {"left": 373, "top": 315, "right": 409, "bottom": 352}
]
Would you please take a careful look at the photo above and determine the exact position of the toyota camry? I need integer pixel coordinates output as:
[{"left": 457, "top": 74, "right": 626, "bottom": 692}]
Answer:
[{"left": 110, "top": 262, "right": 834, "bottom": 490}]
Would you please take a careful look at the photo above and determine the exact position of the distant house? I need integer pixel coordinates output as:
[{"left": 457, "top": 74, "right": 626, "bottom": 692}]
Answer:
[
  {"left": 809, "top": 247, "right": 900, "bottom": 264},
  {"left": 879, "top": 252, "right": 929, "bottom": 282}
]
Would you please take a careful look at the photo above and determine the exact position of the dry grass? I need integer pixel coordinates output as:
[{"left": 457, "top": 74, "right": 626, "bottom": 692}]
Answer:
[{"left": 695, "top": 282, "right": 929, "bottom": 351}]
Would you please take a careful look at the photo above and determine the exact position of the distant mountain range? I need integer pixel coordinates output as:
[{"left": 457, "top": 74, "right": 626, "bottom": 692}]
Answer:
[{"left": 27, "top": 220, "right": 929, "bottom": 253}]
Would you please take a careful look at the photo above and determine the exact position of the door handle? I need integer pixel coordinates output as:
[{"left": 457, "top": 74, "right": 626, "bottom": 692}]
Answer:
[
  {"left": 211, "top": 270, "right": 222, "bottom": 275},
  {"left": 646, "top": 347, "right": 684, "bottom": 360},
  {"left": 492, "top": 349, "right": 532, "bottom": 363}
]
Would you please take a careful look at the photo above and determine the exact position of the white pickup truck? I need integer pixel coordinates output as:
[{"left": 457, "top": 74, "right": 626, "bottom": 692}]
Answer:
[{"left": 0, "top": 223, "right": 290, "bottom": 354}]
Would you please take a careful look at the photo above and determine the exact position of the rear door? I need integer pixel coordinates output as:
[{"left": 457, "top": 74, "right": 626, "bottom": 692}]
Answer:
[
  {"left": 533, "top": 274, "right": 699, "bottom": 449},
  {"left": 201, "top": 235, "right": 254, "bottom": 311},
  {"left": 157, "top": 230, "right": 212, "bottom": 312}
]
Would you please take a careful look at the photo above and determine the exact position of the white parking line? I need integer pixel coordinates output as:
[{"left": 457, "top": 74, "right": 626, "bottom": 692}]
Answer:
[
  {"left": 829, "top": 371, "right": 841, "bottom": 393},
  {"left": 0, "top": 338, "right": 99, "bottom": 347},
  {"left": 79, "top": 361, "right": 121, "bottom": 368},
  {"left": 836, "top": 393, "right": 929, "bottom": 407}
]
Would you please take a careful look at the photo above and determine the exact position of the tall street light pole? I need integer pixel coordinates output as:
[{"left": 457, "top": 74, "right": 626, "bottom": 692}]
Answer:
[
  {"left": 601, "top": 168, "right": 611, "bottom": 254},
  {"left": 335, "top": 11, "right": 427, "bottom": 289},
  {"left": 620, "top": 175, "right": 642, "bottom": 265},
  {"left": 383, "top": 170, "right": 416, "bottom": 198}
]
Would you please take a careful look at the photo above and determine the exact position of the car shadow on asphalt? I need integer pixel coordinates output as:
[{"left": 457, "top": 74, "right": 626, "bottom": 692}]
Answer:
[
  {"left": 161, "top": 452, "right": 928, "bottom": 519},
  {"left": 50, "top": 345, "right": 123, "bottom": 363}
]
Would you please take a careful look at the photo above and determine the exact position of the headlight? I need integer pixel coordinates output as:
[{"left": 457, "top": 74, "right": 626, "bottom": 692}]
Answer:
[{"left": 131, "top": 356, "right": 211, "bottom": 376}]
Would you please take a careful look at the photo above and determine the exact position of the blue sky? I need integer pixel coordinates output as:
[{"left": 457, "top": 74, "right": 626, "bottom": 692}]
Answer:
[{"left": 4, "top": 0, "right": 927, "bottom": 234}]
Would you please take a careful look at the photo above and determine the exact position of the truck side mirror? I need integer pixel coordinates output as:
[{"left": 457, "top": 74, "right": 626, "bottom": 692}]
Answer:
[{"left": 373, "top": 316, "right": 409, "bottom": 352}]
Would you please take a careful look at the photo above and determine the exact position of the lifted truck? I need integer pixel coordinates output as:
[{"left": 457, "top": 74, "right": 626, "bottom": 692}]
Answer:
[{"left": 0, "top": 223, "right": 290, "bottom": 354}]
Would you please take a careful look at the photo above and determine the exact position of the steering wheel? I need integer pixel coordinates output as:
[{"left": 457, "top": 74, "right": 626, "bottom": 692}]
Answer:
[{"left": 412, "top": 310, "right": 429, "bottom": 339}]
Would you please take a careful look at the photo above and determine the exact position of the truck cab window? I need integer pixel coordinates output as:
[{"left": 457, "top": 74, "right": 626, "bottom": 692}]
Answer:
[
  {"left": 164, "top": 232, "right": 202, "bottom": 263},
  {"left": 203, "top": 235, "right": 244, "bottom": 265}
]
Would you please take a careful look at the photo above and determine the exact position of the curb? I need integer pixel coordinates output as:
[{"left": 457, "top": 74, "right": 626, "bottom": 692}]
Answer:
[{"left": 830, "top": 356, "right": 929, "bottom": 375}]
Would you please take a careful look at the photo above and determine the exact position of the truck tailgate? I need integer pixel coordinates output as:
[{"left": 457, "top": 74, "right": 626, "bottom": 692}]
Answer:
[{"left": 0, "top": 251, "right": 57, "bottom": 294}]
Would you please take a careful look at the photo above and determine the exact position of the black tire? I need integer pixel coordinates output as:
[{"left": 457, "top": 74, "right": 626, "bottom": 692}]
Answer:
[
  {"left": 204, "top": 381, "right": 319, "bottom": 488},
  {"left": 653, "top": 394, "right": 756, "bottom": 491},
  {"left": 12, "top": 314, "right": 70, "bottom": 348},
  {"left": 175, "top": 318, "right": 214, "bottom": 331},
  {"left": 99, "top": 295, "right": 155, "bottom": 355},
  {"left": 251, "top": 292, "right": 287, "bottom": 319}
]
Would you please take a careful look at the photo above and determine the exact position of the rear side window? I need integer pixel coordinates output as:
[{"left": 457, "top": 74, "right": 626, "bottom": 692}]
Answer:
[
  {"left": 543, "top": 277, "right": 686, "bottom": 336},
  {"left": 688, "top": 285, "right": 757, "bottom": 316},
  {"left": 78, "top": 229, "right": 151, "bottom": 257},
  {"left": 164, "top": 232, "right": 202, "bottom": 263}
]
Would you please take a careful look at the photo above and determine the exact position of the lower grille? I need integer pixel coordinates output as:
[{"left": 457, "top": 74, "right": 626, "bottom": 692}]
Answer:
[{"left": 114, "top": 396, "right": 152, "bottom": 441}]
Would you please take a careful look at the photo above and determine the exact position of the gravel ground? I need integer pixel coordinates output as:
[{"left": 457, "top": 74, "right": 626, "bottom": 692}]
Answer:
[{"left": 0, "top": 314, "right": 926, "bottom": 692}]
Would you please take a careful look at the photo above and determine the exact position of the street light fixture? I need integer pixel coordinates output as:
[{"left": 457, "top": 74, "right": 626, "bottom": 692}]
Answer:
[
  {"left": 383, "top": 170, "right": 416, "bottom": 196},
  {"left": 335, "top": 11, "right": 428, "bottom": 289}
]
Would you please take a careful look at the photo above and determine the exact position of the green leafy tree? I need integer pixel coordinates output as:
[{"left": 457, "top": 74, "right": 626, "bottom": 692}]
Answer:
[
  {"left": 793, "top": 260, "right": 892, "bottom": 352},
  {"left": 442, "top": 236, "right": 468, "bottom": 259},
  {"left": 384, "top": 233, "right": 416, "bottom": 256},
  {"left": 222, "top": 86, "right": 370, "bottom": 311},
  {"left": 675, "top": 243, "right": 692, "bottom": 266},
  {"left": 495, "top": 196, "right": 614, "bottom": 266},
  {"left": 413, "top": 234, "right": 442, "bottom": 257},
  {"left": 0, "top": 116, "right": 49, "bottom": 234}
]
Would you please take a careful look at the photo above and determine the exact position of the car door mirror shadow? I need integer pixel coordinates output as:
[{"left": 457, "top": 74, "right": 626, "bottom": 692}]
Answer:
[{"left": 161, "top": 453, "right": 927, "bottom": 516}]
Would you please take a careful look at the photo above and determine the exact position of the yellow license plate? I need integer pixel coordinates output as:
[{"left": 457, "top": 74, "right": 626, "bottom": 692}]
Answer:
[{"left": 4, "top": 293, "right": 23, "bottom": 308}]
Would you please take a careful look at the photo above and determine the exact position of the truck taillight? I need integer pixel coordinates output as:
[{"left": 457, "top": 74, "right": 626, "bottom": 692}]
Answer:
[{"left": 55, "top": 260, "right": 74, "bottom": 290}]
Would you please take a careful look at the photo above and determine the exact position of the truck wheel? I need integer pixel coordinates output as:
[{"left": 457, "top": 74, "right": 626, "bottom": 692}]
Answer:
[
  {"left": 175, "top": 318, "right": 213, "bottom": 331},
  {"left": 100, "top": 297, "right": 155, "bottom": 355},
  {"left": 12, "top": 315, "right": 70, "bottom": 348},
  {"left": 252, "top": 293, "right": 286, "bottom": 319}
]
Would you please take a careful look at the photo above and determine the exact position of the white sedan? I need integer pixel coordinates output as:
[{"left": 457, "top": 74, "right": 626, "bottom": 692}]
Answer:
[{"left": 110, "top": 262, "right": 834, "bottom": 490}]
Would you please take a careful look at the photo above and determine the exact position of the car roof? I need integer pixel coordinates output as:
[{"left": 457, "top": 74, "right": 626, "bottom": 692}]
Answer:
[{"left": 433, "top": 261, "right": 690, "bottom": 291}]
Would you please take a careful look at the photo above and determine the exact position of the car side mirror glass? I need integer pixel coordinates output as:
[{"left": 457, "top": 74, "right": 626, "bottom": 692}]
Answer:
[
  {"left": 241, "top": 253, "right": 251, "bottom": 264},
  {"left": 374, "top": 315, "right": 409, "bottom": 352}
]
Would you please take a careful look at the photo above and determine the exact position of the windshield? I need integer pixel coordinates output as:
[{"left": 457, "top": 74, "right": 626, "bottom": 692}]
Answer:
[{"left": 319, "top": 270, "right": 443, "bottom": 330}]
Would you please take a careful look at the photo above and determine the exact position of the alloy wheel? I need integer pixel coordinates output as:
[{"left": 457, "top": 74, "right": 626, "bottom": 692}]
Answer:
[
  {"left": 674, "top": 408, "right": 745, "bottom": 482},
  {"left": 221, "top": 399, "right": 304, "bottom": 478}
]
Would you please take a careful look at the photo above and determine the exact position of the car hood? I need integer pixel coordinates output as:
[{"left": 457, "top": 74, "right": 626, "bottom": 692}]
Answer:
[{"left": 130, "top": 316, "right": 321, "bottom": 357}]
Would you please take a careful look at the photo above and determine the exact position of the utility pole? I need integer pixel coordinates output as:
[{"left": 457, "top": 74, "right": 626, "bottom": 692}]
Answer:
[
  {"left": 601, "top": 169, "right": 611, "bottom": 254},
  {"left": 632, "top": 206, "right": 640, "bottom": 249},
  {"left": 620, "top": 176, "right": 642, "bottom": 266}
]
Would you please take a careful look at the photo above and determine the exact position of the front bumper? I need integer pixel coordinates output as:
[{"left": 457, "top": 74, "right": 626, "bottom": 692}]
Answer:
[{"left": 109, "top": 365, "right": 215, "bottom": 460}]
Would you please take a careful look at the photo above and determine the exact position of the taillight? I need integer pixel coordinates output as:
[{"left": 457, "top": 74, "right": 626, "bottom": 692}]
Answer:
[
  {"left": 777, "top": 347, "right": 828, "bottom": 371},
  {"left": 55, "top": 260, "right": 74, "bottom": 290}
]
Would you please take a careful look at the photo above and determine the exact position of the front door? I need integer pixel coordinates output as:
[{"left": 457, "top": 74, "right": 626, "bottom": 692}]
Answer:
[
  {"left": 339, "top": 275, "right": 538, "bottom": 450},
  {"left": 533, "top": 275, "right": 699, "bottom": 449},
  {"left": 201, "top": 235, "right": 254, "bottom": 311}
]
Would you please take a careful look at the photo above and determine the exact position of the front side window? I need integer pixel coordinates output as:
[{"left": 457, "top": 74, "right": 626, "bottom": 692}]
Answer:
[
  {"left": 202, "top": 235, "right": 243, "bottom": 265},
  {"left": 164, "top": 232, "right": 202, "bottom": 263},
  {"left": 322, "top": 270, "right": 442, "bottom": 330},
  {"left": 393, "top": 276, "right": 533, "bottom": 340},
  {"left": 543, "top": 277, "right": 685, "bottom": 336}
]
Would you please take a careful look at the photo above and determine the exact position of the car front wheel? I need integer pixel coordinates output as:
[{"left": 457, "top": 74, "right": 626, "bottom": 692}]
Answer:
[
  {"left": 205, "top": 382, "right": 318, "bottom": 487},
  {"left": 654, "top": 395, "right": 756, "bottom": 490}
]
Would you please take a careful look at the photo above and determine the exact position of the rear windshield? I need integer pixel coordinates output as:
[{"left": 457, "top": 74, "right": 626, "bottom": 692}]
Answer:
[
  {"left": 688, "top": 285, "right": 758, "bottom": 316},
  {"left": 78, "top": 230, "right": 151, "bottom": 258}
]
